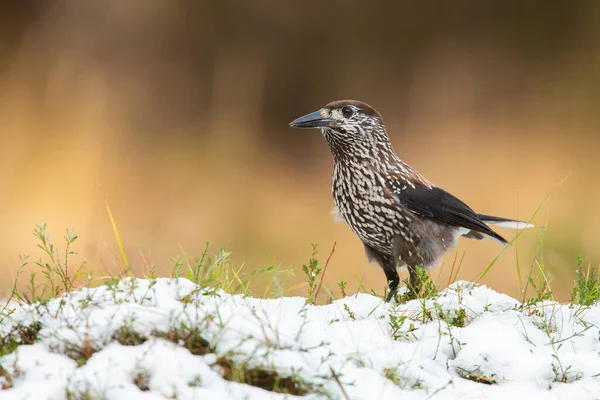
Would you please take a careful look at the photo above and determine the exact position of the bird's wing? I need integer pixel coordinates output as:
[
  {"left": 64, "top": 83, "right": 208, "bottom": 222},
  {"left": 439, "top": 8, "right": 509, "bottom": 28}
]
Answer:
[{"left": 388, "top": 180, "right": 508, "bottom": 244}]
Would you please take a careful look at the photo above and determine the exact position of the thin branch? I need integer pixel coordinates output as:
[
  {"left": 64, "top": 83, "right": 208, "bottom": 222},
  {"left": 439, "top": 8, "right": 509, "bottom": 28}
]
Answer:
[
  {"left": 329, "top": 366, "right": 350, "bottom": 400},
  {"left": 315, "top": 242, "right": 336, "bottom": 303}
]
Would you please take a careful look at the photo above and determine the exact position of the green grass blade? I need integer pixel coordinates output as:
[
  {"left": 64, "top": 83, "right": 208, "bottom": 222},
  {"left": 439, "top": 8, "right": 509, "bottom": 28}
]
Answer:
[{"left": 106, "top": 200, "right": 130, "bottom": 273}]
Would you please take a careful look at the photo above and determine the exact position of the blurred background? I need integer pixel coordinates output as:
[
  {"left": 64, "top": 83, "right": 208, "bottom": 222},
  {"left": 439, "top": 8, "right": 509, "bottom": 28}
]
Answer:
[{"left": 0, "top": 0, "right": 598, "bottom": 301}]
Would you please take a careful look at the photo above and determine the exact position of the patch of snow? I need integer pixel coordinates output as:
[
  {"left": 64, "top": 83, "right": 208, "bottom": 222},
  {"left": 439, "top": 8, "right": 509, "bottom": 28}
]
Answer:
[{"left": 0, "top": 279, "right": 599, "bottom": 399}]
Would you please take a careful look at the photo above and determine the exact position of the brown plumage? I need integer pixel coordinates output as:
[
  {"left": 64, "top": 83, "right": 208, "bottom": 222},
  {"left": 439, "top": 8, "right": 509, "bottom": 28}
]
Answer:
[{"left": 290, "top": 100, "right": 532, "bottom": 302}]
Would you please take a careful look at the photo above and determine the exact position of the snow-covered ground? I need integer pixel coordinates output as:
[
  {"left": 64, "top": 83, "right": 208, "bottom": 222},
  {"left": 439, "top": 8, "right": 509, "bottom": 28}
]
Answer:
[{"left": 1, "top": 278, "right": 599, "bottom": 399}]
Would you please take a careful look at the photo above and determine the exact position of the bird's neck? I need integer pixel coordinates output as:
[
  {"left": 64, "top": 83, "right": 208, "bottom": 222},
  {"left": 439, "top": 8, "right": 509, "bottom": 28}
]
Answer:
[{"left": 323, "top": 128, "right": 399, "bottom": 172}]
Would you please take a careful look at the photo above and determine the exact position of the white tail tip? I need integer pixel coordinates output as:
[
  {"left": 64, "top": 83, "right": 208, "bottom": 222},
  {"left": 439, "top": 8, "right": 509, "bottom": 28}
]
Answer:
[{"left": 483, "top": 220, "right": 534, "bottom": 229}]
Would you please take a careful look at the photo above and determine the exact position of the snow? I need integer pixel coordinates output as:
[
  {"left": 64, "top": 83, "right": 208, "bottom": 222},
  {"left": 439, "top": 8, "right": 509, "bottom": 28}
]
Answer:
[{"left": 1, "top": 278, "right": 600, "bottom": 399}]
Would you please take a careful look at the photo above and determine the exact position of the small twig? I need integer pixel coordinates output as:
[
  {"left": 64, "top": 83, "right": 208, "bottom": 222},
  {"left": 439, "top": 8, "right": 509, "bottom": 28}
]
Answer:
[
  {"left": 447, "top": 249, "right": 459, "bottom": 286},
  {"left": 425, "top": 379, "right": 453, "bottom": 399},
  {"left": 329, "top": 366, "right": 350, "bottom": 400},
  {"left": 138, "top": 247, "right": 153, "bottom": 275},
  {"left": 314, "top": 242, "right": 336, "bottom": 303},
  {"left": 453, "top": 251, "right": 466, "bottom": 285}
]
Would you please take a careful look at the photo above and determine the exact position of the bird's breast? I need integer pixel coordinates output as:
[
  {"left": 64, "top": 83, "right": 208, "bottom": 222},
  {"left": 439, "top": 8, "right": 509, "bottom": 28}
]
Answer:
[{"left": 332, "top": 163, "right": 399, "bottom": 252}]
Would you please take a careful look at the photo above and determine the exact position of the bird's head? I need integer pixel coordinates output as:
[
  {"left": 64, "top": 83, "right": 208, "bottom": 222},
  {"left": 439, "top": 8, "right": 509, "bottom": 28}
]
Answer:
[{"left": 289, "top": 100, "right": 391, "bottom": 159}]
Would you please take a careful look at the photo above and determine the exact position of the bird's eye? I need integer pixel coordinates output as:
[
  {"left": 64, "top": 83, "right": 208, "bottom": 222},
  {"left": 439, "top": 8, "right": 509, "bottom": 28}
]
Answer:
[{"left": 341, "top": 106, "right": 353, "bottom": 118}]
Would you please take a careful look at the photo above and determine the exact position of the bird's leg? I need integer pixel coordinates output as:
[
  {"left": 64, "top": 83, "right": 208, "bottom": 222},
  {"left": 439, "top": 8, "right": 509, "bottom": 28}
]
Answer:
[
  {"left": 383, "top": 266, "right": 400, "bottom": 303},
  {"left": 406, "top": 265, "right": 422, "bottom": 299},
  {"left": 363, "top": 245, "right": 399, "bottom": 303}
]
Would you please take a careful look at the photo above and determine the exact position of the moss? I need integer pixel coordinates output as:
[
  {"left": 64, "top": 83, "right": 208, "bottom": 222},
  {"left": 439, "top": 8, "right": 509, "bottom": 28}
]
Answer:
[
  {"left": 133, "top": 371, "right": 150, "bottom": 391},
  {"left": 0, "top": 321, "right": 43, "bottom": 357},
  {"left": 153, "top": 326, "right": 212, "bottom": 356},
  {"left": 214, "top": 357, "right": 313, "bottom": 396},
  {"left": 112, "top": 326, "right": 147, "bottom": 346},
  {"left": 64, "top": 337, "right": 98, "bottom": 366},
  {"left": 456, "top": 367, "right": 497, "bottom": 385}
]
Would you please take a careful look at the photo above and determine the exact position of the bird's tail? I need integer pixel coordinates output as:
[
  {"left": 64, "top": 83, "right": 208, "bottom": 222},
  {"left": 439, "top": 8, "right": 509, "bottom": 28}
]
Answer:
[{"left": 478, "top": 214, "right": 534, "bottom": 230}]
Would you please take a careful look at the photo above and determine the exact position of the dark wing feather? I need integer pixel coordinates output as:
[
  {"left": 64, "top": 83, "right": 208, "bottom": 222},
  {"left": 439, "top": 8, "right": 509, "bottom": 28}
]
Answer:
[{"left": 393, "top": 183, "right": 508, "bottom": 244}]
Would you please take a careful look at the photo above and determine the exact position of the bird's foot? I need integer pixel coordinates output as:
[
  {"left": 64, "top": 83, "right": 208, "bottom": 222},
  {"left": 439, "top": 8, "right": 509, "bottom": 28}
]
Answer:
[
  {"left": 384, "top": 285, "right": 415, "bottom": 303},
  {"left": 384, "top": 287, "right": 398, "bottom": 303}
]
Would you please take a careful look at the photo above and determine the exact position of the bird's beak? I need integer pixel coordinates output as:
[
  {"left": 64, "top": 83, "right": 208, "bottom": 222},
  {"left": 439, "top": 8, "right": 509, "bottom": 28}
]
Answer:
[{"left": 289, "top": 110, "right": 332, "bottom": 129}]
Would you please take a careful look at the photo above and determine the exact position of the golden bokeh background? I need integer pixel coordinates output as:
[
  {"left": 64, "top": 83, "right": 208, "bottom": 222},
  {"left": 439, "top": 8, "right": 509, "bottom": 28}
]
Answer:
[{"left": 1, "top": 1, "right": 599, "bottom": 300}]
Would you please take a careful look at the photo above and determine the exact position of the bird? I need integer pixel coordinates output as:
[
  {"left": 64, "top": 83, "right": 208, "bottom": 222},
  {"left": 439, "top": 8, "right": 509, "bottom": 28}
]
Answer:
[{"left": 289, "top": 100, "right": 532, "bottom": 302}]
